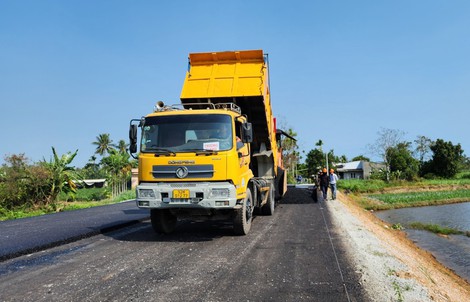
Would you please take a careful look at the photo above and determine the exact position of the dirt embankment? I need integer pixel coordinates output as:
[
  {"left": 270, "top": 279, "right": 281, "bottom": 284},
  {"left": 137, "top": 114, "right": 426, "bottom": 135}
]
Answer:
[{"left": 336, "top": 191, "right": 470, "bottom": 301}]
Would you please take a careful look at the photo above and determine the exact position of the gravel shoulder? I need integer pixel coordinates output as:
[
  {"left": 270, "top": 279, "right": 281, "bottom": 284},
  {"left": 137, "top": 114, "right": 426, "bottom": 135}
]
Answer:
[{"left": 329, "top": 191, "right": 470, "bottom": 301}]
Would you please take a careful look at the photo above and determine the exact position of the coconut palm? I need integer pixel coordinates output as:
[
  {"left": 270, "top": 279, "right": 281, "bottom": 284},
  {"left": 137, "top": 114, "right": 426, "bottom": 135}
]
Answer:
[
  {"left": 93, "top": 133, "right": 114, "bottom": 156},
  {"left": 115, "top": 139, "right": 128, "bottom": 154},
  {"left": 315, "top": 139, "right": 323, "bottom": 151}
]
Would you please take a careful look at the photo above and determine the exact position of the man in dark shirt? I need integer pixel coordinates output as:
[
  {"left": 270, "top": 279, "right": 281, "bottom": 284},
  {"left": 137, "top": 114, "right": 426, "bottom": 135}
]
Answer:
[{"left": 319, "top": 168, "right": 329, "bottom": 201}]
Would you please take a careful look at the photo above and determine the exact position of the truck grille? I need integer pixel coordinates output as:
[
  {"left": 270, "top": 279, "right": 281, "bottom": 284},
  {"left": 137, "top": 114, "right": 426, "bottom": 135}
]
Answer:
[{"left": 152, "top": 165, "right": 214, "bottom": 179}]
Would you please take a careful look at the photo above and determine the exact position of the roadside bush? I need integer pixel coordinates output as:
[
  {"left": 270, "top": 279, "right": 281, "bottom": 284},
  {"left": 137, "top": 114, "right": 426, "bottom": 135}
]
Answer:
[
  {"left": 457, "top": 171, "right": 470, "bottom": 179},
  {"left": 369, "top": 169, "right": 387, "bottom": 181},
  {"left": 421, "top": 173, "right": 437, "bottom": 180},
  {"left": 0, "top": 154, "right": 50, "bottom": 210},
  {"left": 114, "top": 190, "right": 136, "bottom": 202}
]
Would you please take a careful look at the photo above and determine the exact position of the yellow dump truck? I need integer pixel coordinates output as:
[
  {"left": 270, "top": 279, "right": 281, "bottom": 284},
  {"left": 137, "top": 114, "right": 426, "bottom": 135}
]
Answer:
[{"left": 129, "top": 50, "right": 294, "bottom": 235}]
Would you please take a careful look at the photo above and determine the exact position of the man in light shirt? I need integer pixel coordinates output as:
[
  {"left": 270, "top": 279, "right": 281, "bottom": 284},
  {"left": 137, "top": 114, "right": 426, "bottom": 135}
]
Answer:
[{"left": 329, "top": 168, "right": 339, "bottom": 200}]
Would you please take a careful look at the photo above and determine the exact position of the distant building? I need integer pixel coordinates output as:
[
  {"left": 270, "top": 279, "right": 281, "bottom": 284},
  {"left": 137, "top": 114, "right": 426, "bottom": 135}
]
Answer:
[
  {"left": 73, "top": 179, "right": 107, "bottom": 188},
  {"left": 335, "top": 161, "right": 385, "bottom": 180},
  {"left": 336, "top": 161, "right": 369, "bottom": 179}
]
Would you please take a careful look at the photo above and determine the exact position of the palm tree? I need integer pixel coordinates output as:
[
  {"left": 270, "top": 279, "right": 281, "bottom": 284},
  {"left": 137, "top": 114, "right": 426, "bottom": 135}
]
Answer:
[
  {"left": 93, "top": 133, "right": 114, "bottom": 156},
  {"left": 41, "top": 147, "right": 80, "bottom": 209},
  {"left": 315, "top": 139, "right": 323, "bottom": 151},
  {"left": 115, "top": 139, "right": 128, "bottom": 154},
  {"left": 315, "top": 140, "right": 326, "bottom": 167}
]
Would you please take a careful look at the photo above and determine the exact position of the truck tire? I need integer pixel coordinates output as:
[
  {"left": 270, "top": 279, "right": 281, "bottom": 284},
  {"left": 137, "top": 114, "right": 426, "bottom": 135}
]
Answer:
[
  {"left": 233, "top": 189, "right": 253, "bottom": 235},
  {"left": 151, "top": 209, "right": 177, "bottom": 234},
  {"left": 261, "top": 183, "right": 275, "bottom": 215}
]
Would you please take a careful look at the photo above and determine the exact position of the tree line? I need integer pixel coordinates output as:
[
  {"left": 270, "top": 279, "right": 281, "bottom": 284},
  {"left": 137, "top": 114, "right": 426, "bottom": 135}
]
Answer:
[
  {"left": 248, "top": 126, "right": 469, "bottom": 183},
  {"left": 0, "top": 134, "right": 135, "bottom": 213},
  {"left": 297, "top": 128, "right": 469, "bottom": 181},
  {"left": 1, "top": 126, "right": 468, "bottom": 214},
  {"left": 369, "top": 128, "right": 468, "bottom": 181}
]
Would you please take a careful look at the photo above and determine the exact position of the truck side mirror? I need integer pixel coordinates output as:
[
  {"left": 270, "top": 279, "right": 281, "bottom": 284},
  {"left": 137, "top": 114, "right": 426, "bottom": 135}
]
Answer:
[
  {"left": 129, "top": 124, "right": 138, "bottom": 154},
  {"left": 241, "top": 122, "right": 253, "bottom": 143}
]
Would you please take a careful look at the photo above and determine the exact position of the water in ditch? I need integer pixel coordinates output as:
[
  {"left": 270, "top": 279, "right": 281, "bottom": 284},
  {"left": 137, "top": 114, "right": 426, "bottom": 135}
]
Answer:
[{"left": 375, "top": 202, "right": 470, "bottom": 282}]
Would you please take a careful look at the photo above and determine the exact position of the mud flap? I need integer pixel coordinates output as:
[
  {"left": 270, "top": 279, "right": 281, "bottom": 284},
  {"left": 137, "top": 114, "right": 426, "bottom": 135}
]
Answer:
[{"left": 274, "top": 168, "right": 286, "bottom": 201}]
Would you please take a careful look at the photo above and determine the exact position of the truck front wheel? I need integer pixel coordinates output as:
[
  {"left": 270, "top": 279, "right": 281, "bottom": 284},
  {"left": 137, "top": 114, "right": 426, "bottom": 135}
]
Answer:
[
  {"left": 151, "top": 209, "right": 177, "bottom": 234},
  {"left": 233, "top": 189, "right": 253, "bottom": 235}
]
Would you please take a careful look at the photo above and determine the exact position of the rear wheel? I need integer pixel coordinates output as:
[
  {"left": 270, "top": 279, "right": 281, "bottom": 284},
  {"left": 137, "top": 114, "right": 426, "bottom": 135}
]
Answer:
[
  {"left": 233, "top": 189, "right": 253, "bottom": 235},
  {"left": 261, "top": 183, "right": 275, "bottom": 215},
  {"left": 150, "top": 209, "right": 177, "bottom": 234}
]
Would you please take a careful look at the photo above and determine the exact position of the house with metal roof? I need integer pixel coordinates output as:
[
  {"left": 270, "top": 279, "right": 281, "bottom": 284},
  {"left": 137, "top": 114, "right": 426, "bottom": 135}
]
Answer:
[
  {"left": 336, "top": 161, "right": 371, "bottom": 179},
  {"left": 335, "top": 160, "right": 386, "bottom": 179}
]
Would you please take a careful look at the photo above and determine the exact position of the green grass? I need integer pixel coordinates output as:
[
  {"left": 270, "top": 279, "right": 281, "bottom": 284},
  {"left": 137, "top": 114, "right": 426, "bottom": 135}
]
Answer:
[
  {"left": 59, "top": 187, "right": 110, "bottom": 202},
  {"left": 114, "top": 190, "right": 136, "bottom": 202},
  {"left": 60, "top": 190, "right": 136, "bottom": 212},
  {"left": 0, "top": 206, "right": 49, "bottom": 221},
  {"left": 408, "top": 222, "right": 470, "bottom": 237},
  {"left": 338, "top": 179, "right": 389, "bottom": 193},
  {"left": 0, "top": 190, "right": 136, "bottom": 221},
  {"left": 416, "top": 178, "right": 470, "bottom": 186},
  {"left": 342, "top": 175, "right": 470, "bottom": 210},
  {"left": 361, "top": 189, "right": 470, "bottom": 210},
  {"left": 368, "top": 189, "right": 470, "bottom": 204},
  {"left": 339, "top": 172, "right": 470, "bottom": 195}
]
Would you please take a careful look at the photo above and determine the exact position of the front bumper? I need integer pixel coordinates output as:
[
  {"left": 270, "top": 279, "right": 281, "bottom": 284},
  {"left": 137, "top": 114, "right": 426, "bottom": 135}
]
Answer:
[{"left": 135, "top": 182, "right": 238, "bottom": 209}]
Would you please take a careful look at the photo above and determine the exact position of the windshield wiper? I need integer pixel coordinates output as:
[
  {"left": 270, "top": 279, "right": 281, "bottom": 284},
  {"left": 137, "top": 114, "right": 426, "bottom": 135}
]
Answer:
[
  {"left": 150, "top": 148, "right": 176, "bottom": 156},
  {"left": 182, "top": 149, "right": 219, "bottom": 155}
]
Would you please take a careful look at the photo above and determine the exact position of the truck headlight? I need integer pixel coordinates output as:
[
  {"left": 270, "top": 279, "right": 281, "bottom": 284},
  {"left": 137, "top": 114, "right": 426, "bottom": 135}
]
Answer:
[
  {"left": 209, "top": 188, "right": 230, "bottom": 198},
  {"left": 138, "top": 189, "right": 156, "bottom": 198}
]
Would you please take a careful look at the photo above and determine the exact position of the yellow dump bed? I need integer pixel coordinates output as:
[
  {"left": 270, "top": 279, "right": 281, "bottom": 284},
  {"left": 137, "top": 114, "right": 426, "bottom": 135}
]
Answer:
[
  {"left": 180, "top": 50, "right": 277, "bottom": 164},
  {"left": 181, "top": 50, "right": 267, "bottom": 99}
]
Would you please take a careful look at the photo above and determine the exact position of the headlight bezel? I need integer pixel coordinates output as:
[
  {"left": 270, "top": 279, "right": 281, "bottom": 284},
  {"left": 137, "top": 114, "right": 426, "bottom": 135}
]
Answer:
[
  {"left": 138, "top": 188, "right": 156, "bottom": 199},
  {"left": 209, "top": 188, "right": 230, "bottom": 198}
]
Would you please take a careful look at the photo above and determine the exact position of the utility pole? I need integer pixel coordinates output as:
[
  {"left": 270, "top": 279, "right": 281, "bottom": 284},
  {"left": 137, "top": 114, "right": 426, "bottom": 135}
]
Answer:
[{"left": 326, "top": 151, "right": 329, "bottom": 175}]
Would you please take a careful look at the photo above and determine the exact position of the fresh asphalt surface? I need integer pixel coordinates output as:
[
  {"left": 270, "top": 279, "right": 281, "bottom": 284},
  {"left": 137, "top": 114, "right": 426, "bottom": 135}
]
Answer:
[
  {"left": 0, "top": 200, "right": 149, "bottom": 261},
  {"left": 0, "top": 187, "right": 367, "bottom": 301}
]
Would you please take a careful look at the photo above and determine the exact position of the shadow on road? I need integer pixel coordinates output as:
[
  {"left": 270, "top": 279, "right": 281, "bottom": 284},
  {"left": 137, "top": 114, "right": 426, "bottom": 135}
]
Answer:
[
  {"left": 107, "top": 218, "right": 249, "bottom": 243},
  {"left": 109, "top": 187, "right": 318, "bottom": 243},
  {"left": 280, "top": 186, "right": 318, "bottom": 204},
  {"left": 122, "top": 209, "right": 147, "bottom": 215}
]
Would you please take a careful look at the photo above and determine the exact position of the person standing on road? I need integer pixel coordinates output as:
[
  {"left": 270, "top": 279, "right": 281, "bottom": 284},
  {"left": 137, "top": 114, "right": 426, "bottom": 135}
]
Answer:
[
  {"left": 329, "top": 168, "right": 339, "bottom": 200},
  {"left": 319, "top": 168, "right": 329, "bottom": 201}
]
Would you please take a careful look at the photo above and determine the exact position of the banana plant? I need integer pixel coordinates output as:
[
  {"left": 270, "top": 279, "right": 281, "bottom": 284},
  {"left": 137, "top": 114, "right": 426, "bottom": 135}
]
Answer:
[{"left": 41, "top": 147, "right": 80, "bottom": 209}]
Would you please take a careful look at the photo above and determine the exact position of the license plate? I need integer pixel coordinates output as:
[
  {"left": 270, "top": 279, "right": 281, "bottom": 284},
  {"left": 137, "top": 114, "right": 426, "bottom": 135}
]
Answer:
[{"left": 172, "top": 189, "right": 190, "bottom": 199}]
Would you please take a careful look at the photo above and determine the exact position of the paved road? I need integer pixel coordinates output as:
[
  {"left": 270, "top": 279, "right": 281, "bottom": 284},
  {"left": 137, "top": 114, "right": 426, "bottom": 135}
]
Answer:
[
  {"left": 0, "top": 188, "right": 367, "bottom": 301},
  {"left": 0, "top": 200, "right": 149, "bottom": 261}
]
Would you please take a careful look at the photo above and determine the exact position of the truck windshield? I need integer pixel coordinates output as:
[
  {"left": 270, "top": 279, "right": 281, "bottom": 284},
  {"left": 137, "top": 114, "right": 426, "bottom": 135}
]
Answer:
[{"left": 141, "top": 114, "right": 233, "bottom": 153}]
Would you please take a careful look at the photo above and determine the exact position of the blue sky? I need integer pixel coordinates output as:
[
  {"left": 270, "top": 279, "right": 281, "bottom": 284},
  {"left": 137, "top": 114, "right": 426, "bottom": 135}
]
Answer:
[{"left": 1, "top": 0, "right": 470, "bottom": 167}]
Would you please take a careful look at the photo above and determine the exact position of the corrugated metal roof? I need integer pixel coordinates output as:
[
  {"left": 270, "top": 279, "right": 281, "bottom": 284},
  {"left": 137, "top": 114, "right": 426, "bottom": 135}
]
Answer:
[{"left": 336, "top": 161, "right": 363, "bottom": 171}]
